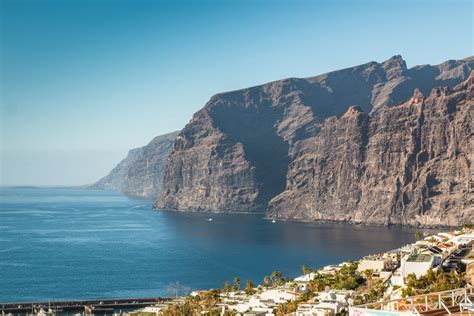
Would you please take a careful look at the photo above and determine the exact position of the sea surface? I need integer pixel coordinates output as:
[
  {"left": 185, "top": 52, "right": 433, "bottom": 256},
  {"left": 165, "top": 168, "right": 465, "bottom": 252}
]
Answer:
[{"left": 1, "top": 188, "right": 423, "bottom": 302}]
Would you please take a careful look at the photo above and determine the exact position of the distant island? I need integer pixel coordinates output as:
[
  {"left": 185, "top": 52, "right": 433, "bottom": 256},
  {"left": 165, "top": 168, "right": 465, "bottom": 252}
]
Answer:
[{"left": 91, "top": 55, "right": 474, "bottom": 227}]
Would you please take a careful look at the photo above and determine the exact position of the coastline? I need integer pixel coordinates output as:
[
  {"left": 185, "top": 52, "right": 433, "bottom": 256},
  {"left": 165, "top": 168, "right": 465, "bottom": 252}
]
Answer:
[
  {"left": 154, "top": 226, "right": 473, "bottom": 315},
  {"left": 157, "top": 207, "right": 454, "bottom": 229},
  {"left": 4, "top": 226, "right": 471, "bottom": 315}
]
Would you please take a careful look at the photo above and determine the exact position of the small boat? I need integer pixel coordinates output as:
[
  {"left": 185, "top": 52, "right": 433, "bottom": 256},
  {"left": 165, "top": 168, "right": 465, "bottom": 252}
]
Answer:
[
  {"left": 272, "top": 219, "right": 276, "bottom": 223},
  {"left": 207, "top": 218, "right": 213, "bottom": 222}
]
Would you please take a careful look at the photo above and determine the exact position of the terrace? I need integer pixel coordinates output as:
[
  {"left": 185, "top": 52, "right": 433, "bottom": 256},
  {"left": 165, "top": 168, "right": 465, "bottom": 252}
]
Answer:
[{"left": 349, "top": 287, "right": 474, "bottom": 315}]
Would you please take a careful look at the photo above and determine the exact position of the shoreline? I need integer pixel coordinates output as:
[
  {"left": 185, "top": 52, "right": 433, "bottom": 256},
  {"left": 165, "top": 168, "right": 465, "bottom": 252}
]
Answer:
[
  {"left": 156, "top": 226, "right": 473, "bottom": 315},
  {"left": 156, "top": 207, "right": 454, "bottom": 229},
  {"left": 2, "top": 227, "right": 471, "bottom": 315},
  {"left": 5, "top": 186, "right": 460, "bottom": 229},
  {"left": 0, "top": 227, "right": 427, "bottom": 305}
]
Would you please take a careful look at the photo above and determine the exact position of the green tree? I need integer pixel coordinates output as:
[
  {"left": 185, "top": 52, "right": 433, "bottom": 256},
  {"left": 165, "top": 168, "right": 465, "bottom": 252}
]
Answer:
[
  {"left": 233, "top": 275, "right": 240, "bottom": 292},
  {"left": 308, "top": 272, "right": 333, "bottom": 292},
  {"left": 270, "top": 271, "right": 284, "bottom": 287},
  {"left": 366, "top": 279, "right": 387, "bottom": 302},
  {"left": 263, "top": 275, "right": 271, "bottom": 288},
  {"left": 333, "top": 262, "right": 364, "bottom": 290},
  {"left": 245, "top": 280, "right": 255, "bottom": 295},
  {"left": 299, "top": 290, "right": 315, "bottom": 302},
  {"left": 223, "top": 281, "right": 231, "bottom": 293},
  {"left": 415, "top": 231, "right": 423, "bottom": 240},
  {"left": 274, "top": 300, "right": 297, "bottom": 315},
  {"left": 200, "top": 289, "right": 221, "bottom": 311},
  {"left": 401, "top": 269, "right": 467, "bottom": 297},
  {"left": 363, "top": 269, "right": 373, "bottom": 287},
  {"left": 462, "top": 223, "right": 474, "bottom": 229}
]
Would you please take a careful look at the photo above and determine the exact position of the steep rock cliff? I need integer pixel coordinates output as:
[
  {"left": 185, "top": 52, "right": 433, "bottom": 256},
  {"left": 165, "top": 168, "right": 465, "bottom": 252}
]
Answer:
[
  {"left": 268, "top": 75, "right": 474, "bottom": 226},
  {"left": 91, "top": 131, "right": 179, "bottom": 198},
  {"left": 156, "top": 55, "right": 473, "bottom": 219}
]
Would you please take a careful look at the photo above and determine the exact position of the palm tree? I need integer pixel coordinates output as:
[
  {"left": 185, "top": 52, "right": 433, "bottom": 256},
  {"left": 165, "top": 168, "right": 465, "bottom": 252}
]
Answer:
[
  {"left": 223, "top": 281, "right": 231, "bottom": 293},
  {"left": 270, "top": 271, "right": 284, "bottom": 287},
  {"left": 301, "top": 265, "right": 312, "bottom": 276},
  {"left": 245, "top": 280, "right": 255, "bottom": 295}
]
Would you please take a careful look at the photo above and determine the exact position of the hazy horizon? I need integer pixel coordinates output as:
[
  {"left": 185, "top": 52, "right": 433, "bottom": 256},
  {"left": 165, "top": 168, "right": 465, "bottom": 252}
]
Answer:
[{"left": 1, "top": 0, "right": 473, "bottom": 186}]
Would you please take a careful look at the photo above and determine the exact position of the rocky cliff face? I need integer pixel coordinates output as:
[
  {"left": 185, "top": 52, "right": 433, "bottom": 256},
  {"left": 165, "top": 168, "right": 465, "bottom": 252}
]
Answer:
[
  {"left": 268, "top": 76, "right": 474, "bottom": 226},
  {"left": 91, "top": 131, "right": 179, "bottom": 198},
  {"left": 156, "top": 55, "right": 473, "bottom": 225}
]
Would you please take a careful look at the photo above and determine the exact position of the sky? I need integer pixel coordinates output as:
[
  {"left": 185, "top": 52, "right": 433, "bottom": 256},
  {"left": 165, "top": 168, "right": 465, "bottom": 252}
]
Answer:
[{"left": 0, "top": 0, "right": 473, "bottom": 186}]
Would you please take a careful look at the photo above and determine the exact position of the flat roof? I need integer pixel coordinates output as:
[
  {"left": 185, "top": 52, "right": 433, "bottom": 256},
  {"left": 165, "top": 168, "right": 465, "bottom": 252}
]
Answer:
[{"left": 407, "top": 253, "right": 433, "bottom": 263}]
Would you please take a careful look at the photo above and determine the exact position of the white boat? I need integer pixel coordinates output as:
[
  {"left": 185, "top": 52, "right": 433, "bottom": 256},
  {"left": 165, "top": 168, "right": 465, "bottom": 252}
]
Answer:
[
  {"left": 272, "top": 219, "right": 276, "bottom": 223},
  {"left": 207, "top": 218, "right": 213, "bottom": 222}
]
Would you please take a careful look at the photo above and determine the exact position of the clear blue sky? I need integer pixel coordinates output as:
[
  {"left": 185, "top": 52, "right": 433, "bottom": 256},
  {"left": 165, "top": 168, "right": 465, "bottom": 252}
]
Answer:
[{"left": 1, "top": 0, "right": 472, "bottom": 186}]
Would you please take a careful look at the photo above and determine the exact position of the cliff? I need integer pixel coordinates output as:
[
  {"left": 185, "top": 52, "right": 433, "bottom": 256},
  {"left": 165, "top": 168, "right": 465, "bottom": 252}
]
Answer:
[
  {"left": 156, "top": 56, "right": 473, "bottom": 226},
  {"left": 91, "top": 131, "right": 179, "bottom": 198},
  {"left": 268, "top": 76, "right": 474, "bottom": 226}
]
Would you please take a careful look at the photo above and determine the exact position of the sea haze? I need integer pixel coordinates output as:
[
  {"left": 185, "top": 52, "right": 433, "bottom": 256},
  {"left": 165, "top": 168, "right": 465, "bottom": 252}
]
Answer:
[{"left": 0, "top": 188, "right": 423, "bottom": 302}]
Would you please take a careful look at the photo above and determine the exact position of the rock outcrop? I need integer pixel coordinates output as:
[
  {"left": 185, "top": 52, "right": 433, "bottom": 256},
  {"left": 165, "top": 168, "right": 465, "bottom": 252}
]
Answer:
[
  {"left": 268, "top": 75, "right": 474, "bottom": 226},
  {"left": 91, "top": 131, "right": 179, "bottom": 198},
  {"left": 156, "top": 56, "right": 473, "bottom": 226}
]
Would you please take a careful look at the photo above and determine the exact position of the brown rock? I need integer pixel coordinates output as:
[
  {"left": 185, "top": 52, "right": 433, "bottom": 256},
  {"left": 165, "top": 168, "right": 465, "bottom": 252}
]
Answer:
[
  {"left": 268, "top": 78, "right": 473, "bottom": 226},
  {"left": 154, "top": 56, "right": 474, "bottom": 226}
]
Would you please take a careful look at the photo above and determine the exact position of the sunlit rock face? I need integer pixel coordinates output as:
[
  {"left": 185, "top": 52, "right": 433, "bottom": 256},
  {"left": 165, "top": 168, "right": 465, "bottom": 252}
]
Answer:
[
  {"left": 268, "top": 75, "right": 474, "bottom": 226},
  {"left": 155, "top": 56, "right": 473, "bottom": 226}
]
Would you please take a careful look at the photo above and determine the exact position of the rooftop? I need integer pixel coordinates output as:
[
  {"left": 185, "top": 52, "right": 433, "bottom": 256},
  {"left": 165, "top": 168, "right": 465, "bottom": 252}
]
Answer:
[{"left": 406, "top": 253, "right": 433, "bottom": 263}]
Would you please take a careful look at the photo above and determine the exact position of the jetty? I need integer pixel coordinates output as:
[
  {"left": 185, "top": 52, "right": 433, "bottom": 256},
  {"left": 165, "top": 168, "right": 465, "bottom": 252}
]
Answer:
[{"left": 0, "top": 297, "right": 171, "bottom": 314}]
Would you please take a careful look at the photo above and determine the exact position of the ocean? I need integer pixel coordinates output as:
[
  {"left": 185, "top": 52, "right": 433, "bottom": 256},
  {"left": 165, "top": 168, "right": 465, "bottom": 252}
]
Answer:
[{"left": 0, "top": 188, "right": 421, "bottom": 302}]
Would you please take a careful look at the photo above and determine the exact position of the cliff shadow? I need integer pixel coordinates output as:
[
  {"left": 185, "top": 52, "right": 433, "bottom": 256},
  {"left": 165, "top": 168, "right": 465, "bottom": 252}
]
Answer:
[{"left": 209, "top": 101, "right": 290, "bottom": 208}]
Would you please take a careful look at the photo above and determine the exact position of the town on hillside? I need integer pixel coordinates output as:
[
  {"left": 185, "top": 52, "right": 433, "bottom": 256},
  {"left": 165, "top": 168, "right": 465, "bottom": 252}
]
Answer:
[
  {"left": 129, "top": 227, "right": 474, "bottom": 316},
  {"left": 3, "top": 227, "right": 474, "bottom": 316}
]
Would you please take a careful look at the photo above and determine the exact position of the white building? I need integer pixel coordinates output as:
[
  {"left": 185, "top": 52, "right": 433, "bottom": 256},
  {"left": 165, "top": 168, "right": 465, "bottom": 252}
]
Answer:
[
  {"left": 221, "top": 287, "right": 296, "bottom": 315},
  {"left": 390, "top": 269, "right": 404, "bottom": 287},
  {"left": 259, "top": 288, "right": 297, "bottom": 303},
  {"left": 294, "top": 273, "right": 317, "bottom": 282},
  {"left": 296, "top": 291, "right": 350, "bottom": 316},
  {"left": 320, "top": 265, "right": 343, "bottom": 275},
  {"left": 452, "top": 233, "right": 474, "bottom": 245},
  {"left": 294, "top": 273, "right": 317, "bottom": 291},
  {"left": 357, "top": 256, "right": 390, "bottom": 273},
  {"left": 400, "top": 253, "right": 440, "bottom": 278},
  {"left": 296, "top": 302, "right": 338, "bottom": 316}
]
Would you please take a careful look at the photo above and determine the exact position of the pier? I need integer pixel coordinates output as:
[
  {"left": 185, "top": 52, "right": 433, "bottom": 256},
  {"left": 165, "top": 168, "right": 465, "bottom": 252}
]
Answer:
[{"left": 0, "top": 297, "right": 172, "bottom": 315}]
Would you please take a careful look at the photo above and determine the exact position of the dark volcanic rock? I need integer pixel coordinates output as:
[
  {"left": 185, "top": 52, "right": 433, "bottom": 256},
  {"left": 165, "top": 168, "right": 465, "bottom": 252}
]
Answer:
[
  {"left": 268, "top": 74, "right": 474, "bottom": 226},
  {"left": 156, "top": 55, "right": 473, "bottom": 223},
  {"left": 91, "top": 131, "right": 179, "bottom": 198}
]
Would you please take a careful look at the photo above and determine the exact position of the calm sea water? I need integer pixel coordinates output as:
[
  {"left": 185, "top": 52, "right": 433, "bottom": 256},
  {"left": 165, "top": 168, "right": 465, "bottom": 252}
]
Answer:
[{"left": 0, "top": 188, "right": 421, "bottom": 302}]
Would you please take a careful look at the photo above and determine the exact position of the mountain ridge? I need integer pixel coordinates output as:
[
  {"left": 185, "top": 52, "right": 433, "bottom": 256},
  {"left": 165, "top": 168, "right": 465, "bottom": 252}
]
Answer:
[
  {"left": 155, "top": 55, "right": 473, "bottom": 226},
  {"left": 268, "top": 75, "right": 474, "bottom": 226},
  {"left": 93, "top": 55, "right": 473, "bottom": 226}
]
